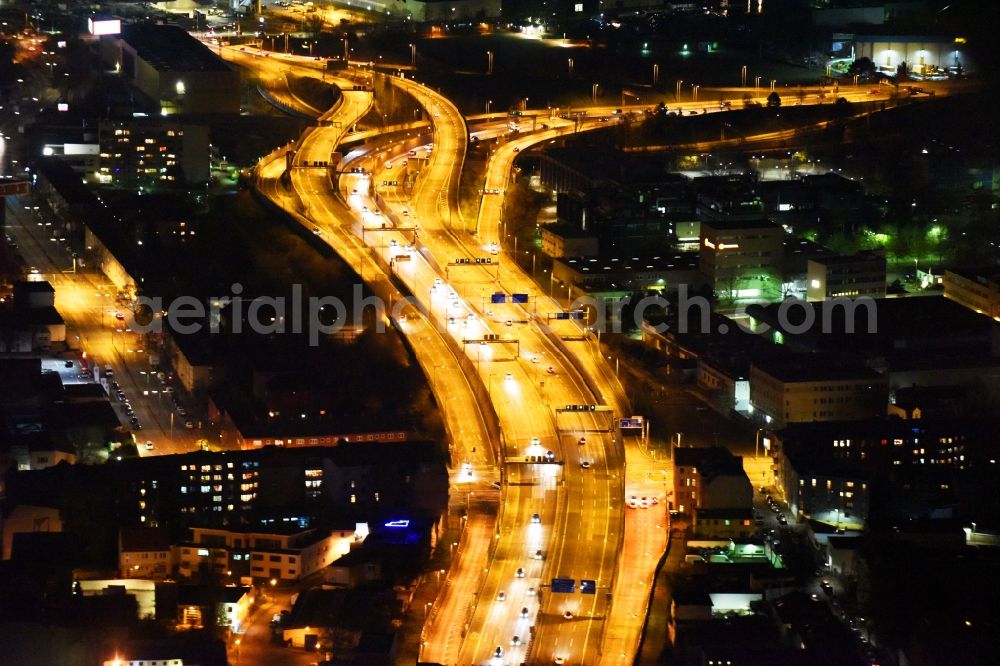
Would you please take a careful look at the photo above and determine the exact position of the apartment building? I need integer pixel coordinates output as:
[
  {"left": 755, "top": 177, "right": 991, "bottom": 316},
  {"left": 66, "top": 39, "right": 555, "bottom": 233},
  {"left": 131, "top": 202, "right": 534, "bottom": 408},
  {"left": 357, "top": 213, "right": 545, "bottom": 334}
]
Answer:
[
  {"left": 699, "top": 218, "right": 785, "bottom": 301},
  {"left": 673, "top": 446, "right": 754, "bottom": 538},
  {"left": 98, "top": 120, "right": 209, "bottom": 188},
  {"left": 176, "top": 525, "right": 356, "bottom": 582}
]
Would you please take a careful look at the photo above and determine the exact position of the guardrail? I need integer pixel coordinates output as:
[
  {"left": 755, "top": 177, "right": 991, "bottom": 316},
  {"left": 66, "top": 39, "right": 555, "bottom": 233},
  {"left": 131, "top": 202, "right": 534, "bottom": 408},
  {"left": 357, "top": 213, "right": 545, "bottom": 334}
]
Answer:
[
  {"left": 367, "top": 247, "right": 503, "bottom": 461},
  {"left": 255, "top": 83, "right": 319, "bottom": 122}
]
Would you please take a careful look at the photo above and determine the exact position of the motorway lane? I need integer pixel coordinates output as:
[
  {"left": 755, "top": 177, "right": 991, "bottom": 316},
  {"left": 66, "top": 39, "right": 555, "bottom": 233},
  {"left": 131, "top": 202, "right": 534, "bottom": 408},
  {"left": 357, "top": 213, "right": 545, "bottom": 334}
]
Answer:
[
  {"left": 355, "top": 79, "right": 624, "bottom": 664},
  {"left": 332, "top": 79, "right": 618, "bottom": 663},
  {"left": 255, "top": 61, "right": 911, "bottom": 663},
  {"left": 266, "top": 110, "right": 554, "bottom": 664}
]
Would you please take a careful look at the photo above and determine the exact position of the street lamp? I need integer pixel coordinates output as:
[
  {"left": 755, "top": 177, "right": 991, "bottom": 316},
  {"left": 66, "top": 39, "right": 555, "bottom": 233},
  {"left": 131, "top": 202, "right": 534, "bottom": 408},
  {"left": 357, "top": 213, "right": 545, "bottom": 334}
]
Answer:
[
  {"left": 771, "top": 79, "right": 777, "bottom": 92},
  {"left": 741, "top": 64, "right": 747, "bottom": 88},
  {"left": 409, "top": 43, "right": 415, "bottom": 68},
  {"left": 755, "top": 75, "right": 762, "bottom": 91},
  {"left": 486, "top": 50, "right": 493, "bottom": 75},
  {"left": 568, "top": 57, "right": 574, "bottom": 75},
  {"left": 486, "top": 99, "right": 492, "bottom": 114},
  {"left": 693, "top": 84, "right": 699, "bottom": 101},
  {"left": 591, "top": 82, "right": 599, "bottom": 104},
  {"left": 652, "top": 63, "right": 659, "bottom": 86},
  {"left": 675, "top": 79, "right": 683, "bottom": 101}
]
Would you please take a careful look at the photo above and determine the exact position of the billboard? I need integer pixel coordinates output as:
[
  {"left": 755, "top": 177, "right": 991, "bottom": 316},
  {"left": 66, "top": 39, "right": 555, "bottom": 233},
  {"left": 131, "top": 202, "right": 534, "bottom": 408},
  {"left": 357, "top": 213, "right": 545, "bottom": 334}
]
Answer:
[{"left": 88, "top": 17, "right": 121, "bottom": 36}]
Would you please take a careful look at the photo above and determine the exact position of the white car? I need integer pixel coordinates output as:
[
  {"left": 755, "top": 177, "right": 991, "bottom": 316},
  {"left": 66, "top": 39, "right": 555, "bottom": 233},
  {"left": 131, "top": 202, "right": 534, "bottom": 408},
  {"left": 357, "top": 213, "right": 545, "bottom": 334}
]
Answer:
[
  {"left": 580, "top": 460, "right": 592, "bottom": 469},
  {"left": 531, "top": 513, "right": 540, "bottom": 524}
]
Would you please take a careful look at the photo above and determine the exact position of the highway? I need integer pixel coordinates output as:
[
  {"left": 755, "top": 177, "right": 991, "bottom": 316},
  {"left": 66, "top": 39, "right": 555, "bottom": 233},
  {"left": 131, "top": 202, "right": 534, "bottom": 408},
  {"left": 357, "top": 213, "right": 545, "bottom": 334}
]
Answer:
[
  {"left": 228, "top": 46, "right": 917, "bottom": 664},
  {"left": 363, "top": 75, "right": 628, "bottom": 665}
]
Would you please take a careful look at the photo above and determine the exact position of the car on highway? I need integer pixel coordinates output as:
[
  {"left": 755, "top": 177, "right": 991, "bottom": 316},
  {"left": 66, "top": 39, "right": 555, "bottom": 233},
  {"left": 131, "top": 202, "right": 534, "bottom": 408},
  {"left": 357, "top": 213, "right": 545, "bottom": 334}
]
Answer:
[
  {"left": 527, "top": 587, "right": 536, "bottom": 596},
  {"left": 580, "top": 460, "right": 592, "bottom": 469},
  {"left": 515, "top": 567, "right": 525, "bottom": 578},
  {"left": 505, "top": 371, "right": 513, "bottom": 381},
  {"left": 408, "top": 149, "right": 417, "bottom": 157},
  {"left": 385, "top": 161, "right": 393, "bottom": 169},
  {"left": 497, "top": 591, "right": 506, "bottom": 601},
  {"left": 563, "top": 610, "right": 573, "bottom": 620},
  {"left": 530, "top": 436, "right": 541, "bottom": 446},
  {"left": 505, "top": 319, "right": 513, "bottom": 326},
  {"left": 520, "top": 606, "right": 530, "bottom": 618},
  {"left": 512, "top": 147, "right": 520, "bottom": 152},
  {"left": 115, "top": 312, "right": 125, "bottom": 321},
  {"left": 578, "top": 436, "right": 586, "bottom": 445},
  {"left": 531, "top": 513, "right": 541, "bottom": 524},
  {"left": 554, "top": 658, "right": 565, "bottom": 665},
  {"left": 493, "top": 646, "right": 504, "bottom": 658},
  {"left": 546, "top": 366, "right": 556, "bottom": 375},
  {"left": 312, "top": 227, "right": 321, "bottom": 234},
  {"left": 628, "top": 496, "right": 639, "bottom": 508},
  {"left": 145, "top": 441, "right": 154, "bottom": 450},
  {"left": 533, "top": 549, "right": 543, "bottom": 560},
  {"left": 511, "top": 635, "right": 521, "bottom": 646},
  {"left": 545, "top": 450, "right": 555, "bottom": 462},
  {"left": 821, "top": 580, "right": 834, "bottom": 596},
  {"left": 351, "top": 188, "right": 358, "bottom": 195}
]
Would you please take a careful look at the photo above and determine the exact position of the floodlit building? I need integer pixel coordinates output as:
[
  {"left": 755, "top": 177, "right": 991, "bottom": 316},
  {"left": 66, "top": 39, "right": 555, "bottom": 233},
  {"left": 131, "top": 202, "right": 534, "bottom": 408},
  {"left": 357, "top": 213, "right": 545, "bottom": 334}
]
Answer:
[
  {"left": 943, "top": 269, "right": 1000, "bottom": 321},
  {"left": 853, "top": 35, "right": 974, "bottom": 76},
  {"left": 101, "top": 24, "right": 239, "bottom": 115},
  {"left": 176, "top": 525, "right": 355, "bottom": 582},
  {"left": 749, "top": 355, "right": 888, "bottom": 428},
  {"left": 806, "top": 251, "right": 887, "bottom": 301},
  {"left": 699, "top": 218, "right": 785, "bottom": 302}
]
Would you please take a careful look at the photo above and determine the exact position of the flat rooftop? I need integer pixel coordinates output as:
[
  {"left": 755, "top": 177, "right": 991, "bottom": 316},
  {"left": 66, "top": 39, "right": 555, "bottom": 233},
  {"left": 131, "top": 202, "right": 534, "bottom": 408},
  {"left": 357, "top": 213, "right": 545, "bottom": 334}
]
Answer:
[{"left": 121, "top": 24, "right": 231, "bottom": 73}]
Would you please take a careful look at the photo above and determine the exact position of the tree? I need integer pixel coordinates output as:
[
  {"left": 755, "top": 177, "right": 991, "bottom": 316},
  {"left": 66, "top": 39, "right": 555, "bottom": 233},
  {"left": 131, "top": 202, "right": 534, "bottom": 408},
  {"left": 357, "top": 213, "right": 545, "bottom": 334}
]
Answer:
[
  {"left": 848, "top": 57, "right": 876, "bottom": 79},
  {"left": 766, "top": 91, "right": 782, "bottom": 108},
  {"left": 834, "top": 96, "right": 852, "bottom": 117},
  {"left": 742, "top": 92, "right": 753, "bottom": 107}
]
